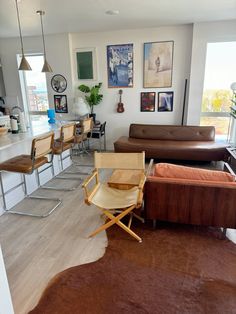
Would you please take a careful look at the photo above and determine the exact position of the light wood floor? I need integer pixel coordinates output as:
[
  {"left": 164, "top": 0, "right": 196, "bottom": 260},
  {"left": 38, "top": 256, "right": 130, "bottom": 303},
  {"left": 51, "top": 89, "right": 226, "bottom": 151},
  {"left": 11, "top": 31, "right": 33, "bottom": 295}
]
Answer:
[{"left": 0, "top": 154, "right": 107, "bottom": 314}]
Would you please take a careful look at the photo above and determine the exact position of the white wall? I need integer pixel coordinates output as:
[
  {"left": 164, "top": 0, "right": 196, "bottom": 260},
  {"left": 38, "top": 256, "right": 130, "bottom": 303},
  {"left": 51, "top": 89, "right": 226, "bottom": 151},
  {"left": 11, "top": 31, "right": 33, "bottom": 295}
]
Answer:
[
  {"left": 0, "top": 33, "right": 74, "bottom": 119},
  {"left": 0, "top": 247, "right": 14, "bottom": 314},
  {"left": 70, "top": 25, "right": 193, "bottom": 148},
  {"left": 187, "top": 19, "right": 236, "bottom": 125}
]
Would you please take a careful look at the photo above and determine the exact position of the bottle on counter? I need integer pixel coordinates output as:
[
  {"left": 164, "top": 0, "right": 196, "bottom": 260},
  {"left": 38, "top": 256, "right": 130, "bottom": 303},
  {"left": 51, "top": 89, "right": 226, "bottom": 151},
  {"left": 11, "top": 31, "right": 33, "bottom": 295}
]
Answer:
[
  {"left": 19, "top": 112, "right": 27, "bottom": 132},
  {"left": 10, "top": 116, "right": 19, "bottom": 134}
]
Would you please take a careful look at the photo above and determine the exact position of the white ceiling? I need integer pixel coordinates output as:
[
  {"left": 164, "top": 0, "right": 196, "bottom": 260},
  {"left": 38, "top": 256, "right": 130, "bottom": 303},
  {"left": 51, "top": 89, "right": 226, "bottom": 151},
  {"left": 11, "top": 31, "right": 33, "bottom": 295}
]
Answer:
[{"left": 0, "top": 0, "right": 236, "bottom": 38}]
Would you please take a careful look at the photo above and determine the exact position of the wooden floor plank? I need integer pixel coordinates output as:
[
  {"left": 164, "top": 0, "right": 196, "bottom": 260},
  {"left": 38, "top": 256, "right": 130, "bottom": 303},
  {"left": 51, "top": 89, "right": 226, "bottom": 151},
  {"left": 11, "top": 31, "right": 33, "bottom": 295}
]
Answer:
[{"left": 0, "top": 155, "right": 107, "bottom": 314}]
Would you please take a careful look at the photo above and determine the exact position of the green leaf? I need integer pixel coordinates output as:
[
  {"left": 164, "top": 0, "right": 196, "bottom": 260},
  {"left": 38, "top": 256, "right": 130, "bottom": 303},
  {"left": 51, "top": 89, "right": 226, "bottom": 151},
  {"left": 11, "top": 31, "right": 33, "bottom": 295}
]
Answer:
[{"left": 78, "top": 84, "right": 90, "bottom": 93}]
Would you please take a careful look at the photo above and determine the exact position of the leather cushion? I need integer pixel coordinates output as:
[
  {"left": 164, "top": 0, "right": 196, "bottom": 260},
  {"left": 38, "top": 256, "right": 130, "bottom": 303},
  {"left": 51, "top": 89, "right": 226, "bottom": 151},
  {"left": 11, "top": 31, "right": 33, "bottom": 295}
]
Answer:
[
  {"left": 0, "top": 155, "right": 48, "bottom": 174},
  {"left": 53, "top": 141, "right": 72, "bottom": 154},
  {"left": 129, "top": 124, "right": 215, "bottom": 141},
  {"left": 114, "top": 137, "right": 229, "bottom": 161},
  {"left": 154, "top": 163, "right": 235, "bottom": 182}
]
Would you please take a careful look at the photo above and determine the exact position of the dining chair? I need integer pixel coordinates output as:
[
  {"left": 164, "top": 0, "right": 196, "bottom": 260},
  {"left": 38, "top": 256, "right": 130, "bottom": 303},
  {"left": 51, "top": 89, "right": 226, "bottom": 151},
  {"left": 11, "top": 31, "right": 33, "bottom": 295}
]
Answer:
[{"left": 89, "top": 121, "right": 106, "bottom": 151}]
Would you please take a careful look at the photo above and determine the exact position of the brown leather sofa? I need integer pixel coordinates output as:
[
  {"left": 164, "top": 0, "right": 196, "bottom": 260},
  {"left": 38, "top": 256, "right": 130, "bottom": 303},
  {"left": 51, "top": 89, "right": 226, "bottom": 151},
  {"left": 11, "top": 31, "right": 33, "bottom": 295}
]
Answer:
[
  {"left": 114, "top": 124, "right": 229, "bottom": 161},
  {"left": 144, "top": 176, "right": 236, "bottom": 230}
]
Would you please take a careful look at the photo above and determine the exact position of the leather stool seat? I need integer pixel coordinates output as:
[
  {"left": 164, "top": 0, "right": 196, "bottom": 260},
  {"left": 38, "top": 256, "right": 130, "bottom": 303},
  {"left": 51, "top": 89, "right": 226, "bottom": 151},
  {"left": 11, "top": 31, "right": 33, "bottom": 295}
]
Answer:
[
  {"left": 53, "top": 141, "right": 72, "bottom": 155},
  {"left": 0, "top": 155, "right": 48, "bottom": 174}
]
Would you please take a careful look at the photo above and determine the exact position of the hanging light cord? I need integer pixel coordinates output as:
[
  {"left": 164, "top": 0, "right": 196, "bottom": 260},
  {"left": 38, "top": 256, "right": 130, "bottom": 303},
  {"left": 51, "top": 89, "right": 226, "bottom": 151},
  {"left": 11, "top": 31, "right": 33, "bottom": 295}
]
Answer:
[
  {"left": 15, "top": 0, "right": 24, "bottom": 55},
  {"left": 37, "top": 11, "right": 47, "bottom": 59}
]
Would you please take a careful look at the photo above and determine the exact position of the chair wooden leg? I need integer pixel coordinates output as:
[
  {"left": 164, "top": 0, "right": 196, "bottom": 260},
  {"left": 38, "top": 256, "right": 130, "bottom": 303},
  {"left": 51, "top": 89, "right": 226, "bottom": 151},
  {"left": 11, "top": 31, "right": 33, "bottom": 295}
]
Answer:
[
  {"left": 89, "top": 211, "right": 118, "bottom": 237},
  {"left": 116, "top": 220, "right": 142, "bottom": 242},
  {"left": 89, "top": 205, "right": 142, "bottom": 242},
  {"left": 105, "top": 210, "right": 141, "bottom": 242}
]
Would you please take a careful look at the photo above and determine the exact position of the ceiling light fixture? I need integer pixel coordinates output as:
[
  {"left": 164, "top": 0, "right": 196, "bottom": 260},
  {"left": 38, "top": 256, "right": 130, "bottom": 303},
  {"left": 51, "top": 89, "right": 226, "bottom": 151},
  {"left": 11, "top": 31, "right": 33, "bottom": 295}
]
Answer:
[
  {"left": 105, "top": 10, "right": 119, "bottom": 15},
  {"left": 15, "top": 0, "right": 32, "bottom": 71},
  {"left": 36, "top": 10, "right": 53, "bottom": 73}
]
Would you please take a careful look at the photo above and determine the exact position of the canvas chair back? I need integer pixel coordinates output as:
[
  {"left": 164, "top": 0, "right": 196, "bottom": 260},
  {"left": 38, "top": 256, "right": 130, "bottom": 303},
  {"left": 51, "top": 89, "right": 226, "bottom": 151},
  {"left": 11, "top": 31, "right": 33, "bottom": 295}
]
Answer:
[
  {"left": 31, "top": 132, "right": 54, "bottom": 159},
  {"left": 94, "top": 151, "right": 145, "bottom": 170}
]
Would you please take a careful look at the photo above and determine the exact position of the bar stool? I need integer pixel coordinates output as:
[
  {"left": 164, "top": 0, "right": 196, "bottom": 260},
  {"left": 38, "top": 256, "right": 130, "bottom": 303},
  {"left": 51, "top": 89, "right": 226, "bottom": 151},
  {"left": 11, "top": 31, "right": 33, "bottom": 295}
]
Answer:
[
  {"left": 0, "top": 132, "right": 62, "bottom": 218},
  {"left": 44, "top": 123, "right": 82, "bottom": 191},
  {"left": 66, "top": 118, "right": 94, "bottom": 175},
  {"left": 73, "top": 117, "right": 93, "bottom": 155}
]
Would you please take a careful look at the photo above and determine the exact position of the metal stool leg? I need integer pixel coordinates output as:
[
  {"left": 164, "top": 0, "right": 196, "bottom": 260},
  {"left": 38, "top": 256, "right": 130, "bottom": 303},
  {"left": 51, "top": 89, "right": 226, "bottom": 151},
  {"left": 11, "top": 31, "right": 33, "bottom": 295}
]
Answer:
[
  {"left": 40, "top": 153, "right": 82, "bottom": 191},
  {"left": 104, "top": 133, "right": 107, "bottom": 151},
  {"left": 0, "top": 170, "right": 62, "bottom": 218}
]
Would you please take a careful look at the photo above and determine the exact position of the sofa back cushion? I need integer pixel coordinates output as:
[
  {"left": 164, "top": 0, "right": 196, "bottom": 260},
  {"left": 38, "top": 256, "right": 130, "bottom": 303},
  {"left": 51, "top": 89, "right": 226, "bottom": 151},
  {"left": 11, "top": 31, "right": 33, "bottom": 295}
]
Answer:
[
  {"left": 154, "top": 163, "right": 235, "bottom": 182},
  {"left": 129, "top": 124, "right": 215, "bottom": 141}
]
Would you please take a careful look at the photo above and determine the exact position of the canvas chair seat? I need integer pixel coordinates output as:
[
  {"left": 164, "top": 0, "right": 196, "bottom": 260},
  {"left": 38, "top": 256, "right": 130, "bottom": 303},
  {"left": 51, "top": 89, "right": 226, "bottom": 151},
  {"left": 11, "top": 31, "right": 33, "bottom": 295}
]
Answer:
[{"left": 91, "top": 183, "right": 139, "bottom": 209}]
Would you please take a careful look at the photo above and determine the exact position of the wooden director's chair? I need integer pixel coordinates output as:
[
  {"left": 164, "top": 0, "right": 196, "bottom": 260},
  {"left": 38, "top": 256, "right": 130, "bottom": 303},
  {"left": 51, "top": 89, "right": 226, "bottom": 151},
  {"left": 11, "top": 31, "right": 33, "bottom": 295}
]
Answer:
[{"left": 82, "top": 151, "right": 146, "bottom": 242}]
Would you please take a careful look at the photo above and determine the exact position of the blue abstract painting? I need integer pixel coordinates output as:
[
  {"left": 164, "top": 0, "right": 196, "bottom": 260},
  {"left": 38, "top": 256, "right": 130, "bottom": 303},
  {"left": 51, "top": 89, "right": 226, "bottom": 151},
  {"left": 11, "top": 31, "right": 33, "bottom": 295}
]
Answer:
[{"left": 107, "top": 44, "right": 133, "bottom": 88}]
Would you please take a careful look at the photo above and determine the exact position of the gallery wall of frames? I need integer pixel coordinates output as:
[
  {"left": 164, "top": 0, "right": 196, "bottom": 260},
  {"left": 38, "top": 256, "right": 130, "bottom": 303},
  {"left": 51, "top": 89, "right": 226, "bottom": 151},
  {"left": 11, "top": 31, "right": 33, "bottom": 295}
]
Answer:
[{"left": 75, "top": 40, "right": 174, "bottom": 113}]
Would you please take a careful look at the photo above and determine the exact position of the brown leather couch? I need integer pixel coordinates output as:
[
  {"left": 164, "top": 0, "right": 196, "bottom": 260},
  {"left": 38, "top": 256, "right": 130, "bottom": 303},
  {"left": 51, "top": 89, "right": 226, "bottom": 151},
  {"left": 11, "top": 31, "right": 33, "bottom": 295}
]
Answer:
[
  {"left": 114, "top": 124, "right": 229, "bottom": 161},
  {"left": 144, "top": 175, "right": 236, "bottom": 230}
]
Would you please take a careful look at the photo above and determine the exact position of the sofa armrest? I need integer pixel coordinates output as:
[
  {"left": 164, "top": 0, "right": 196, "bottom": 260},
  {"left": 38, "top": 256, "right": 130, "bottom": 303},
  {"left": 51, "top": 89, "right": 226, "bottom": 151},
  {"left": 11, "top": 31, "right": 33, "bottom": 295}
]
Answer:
[{"left": 144, "top": 177, "right": 236, "bottom": 228}]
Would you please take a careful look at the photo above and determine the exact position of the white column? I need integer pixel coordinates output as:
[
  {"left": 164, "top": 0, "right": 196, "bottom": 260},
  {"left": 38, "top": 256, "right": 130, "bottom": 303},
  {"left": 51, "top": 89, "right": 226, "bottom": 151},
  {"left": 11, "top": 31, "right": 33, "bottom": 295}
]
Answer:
[{"left": 0, "top": 246, "right": 14, "bottom": 314}]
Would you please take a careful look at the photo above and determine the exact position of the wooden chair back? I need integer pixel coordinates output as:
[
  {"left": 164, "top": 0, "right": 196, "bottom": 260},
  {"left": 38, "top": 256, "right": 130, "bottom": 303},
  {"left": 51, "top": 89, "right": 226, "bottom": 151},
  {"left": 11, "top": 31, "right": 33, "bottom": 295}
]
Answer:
[
  {"left": 94, "top": 151, "right": 145, "bottom": 170},
  {"left": 31, "top": 132, "right": 54, "bottom": 159},
  {"left": 81, "top": 118, "right": 93, "bottom": 134},
  {"left": 60, "top": 123, "right": 76, "bottom": 142}
]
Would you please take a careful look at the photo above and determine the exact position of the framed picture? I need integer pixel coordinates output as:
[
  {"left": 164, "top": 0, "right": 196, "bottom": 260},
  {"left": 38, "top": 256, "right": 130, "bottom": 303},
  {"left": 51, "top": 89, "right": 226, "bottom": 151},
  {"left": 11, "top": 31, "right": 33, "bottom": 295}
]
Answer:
[
  {"left": 54, "top": 95, "right": 68, "bottom": 113},
  {"left": 158, "top": 92, "right": 174, "bottom": 112},
  {"left": 107, "top": 43, "right": 133, "bottom": 88},
  {"left": 75, "top": 48, "right": 97, "bottom": 80},
  {"left": 140, "top": 92, "right": 156, "bottom": 112},
  {"left": 51, "top": 74, "right": 67, "bottom": 93},
  {"left": 143, "top": 41, "right": 174, "bottom": 88}
]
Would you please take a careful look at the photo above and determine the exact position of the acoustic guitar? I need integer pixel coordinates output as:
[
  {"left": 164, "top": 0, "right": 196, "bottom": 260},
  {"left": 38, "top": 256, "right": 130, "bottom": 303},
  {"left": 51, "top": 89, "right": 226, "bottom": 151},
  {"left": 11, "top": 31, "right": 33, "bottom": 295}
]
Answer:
[{"left": 117, "top": 89, "right": 125, "bottom": 113}]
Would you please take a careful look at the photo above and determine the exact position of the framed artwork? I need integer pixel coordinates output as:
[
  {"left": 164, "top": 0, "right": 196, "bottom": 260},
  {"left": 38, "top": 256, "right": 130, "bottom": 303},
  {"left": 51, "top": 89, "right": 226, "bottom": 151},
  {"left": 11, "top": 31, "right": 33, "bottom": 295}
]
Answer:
[
  {"left": 140, "top": 92, "right": 156, "bottom": 112},
  {"left": 107, "top": 43, "right": 133, "bottom": 88},
  {"left": 75, "top": 48, "right": 97, "bottom": 80},
  {"left": 143, "top": 41, "right": 174, "bottom": 88},
  {"left": 51, "top": 74, "right": 67, "bottom": 93},
  {"left": 158, "top": 92, "right": 174, "bottom": 112},
  {"left": 54, "top": 95, "right": 68, "bottom": 113}
]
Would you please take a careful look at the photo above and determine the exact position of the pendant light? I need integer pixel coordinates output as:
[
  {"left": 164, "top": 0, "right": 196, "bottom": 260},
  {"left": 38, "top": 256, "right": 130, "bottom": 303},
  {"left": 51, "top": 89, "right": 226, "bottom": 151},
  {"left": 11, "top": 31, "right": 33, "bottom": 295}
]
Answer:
[
  {"left": 36, "top": 10, "right": 53, "bottom": 72},
  {"left": 15, "top": 0, "right": 31, "bottom": 71}
]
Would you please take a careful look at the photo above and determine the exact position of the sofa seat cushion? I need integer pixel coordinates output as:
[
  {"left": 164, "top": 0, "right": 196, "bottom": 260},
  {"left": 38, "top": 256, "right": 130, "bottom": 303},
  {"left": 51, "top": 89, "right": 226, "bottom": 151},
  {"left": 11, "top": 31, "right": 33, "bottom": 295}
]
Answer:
[
  {"left": 114, "top": 136, "right": 228, "bottom": 161},
  {"left": 154, "top": 163, "right": 235, "bottom": 182}
]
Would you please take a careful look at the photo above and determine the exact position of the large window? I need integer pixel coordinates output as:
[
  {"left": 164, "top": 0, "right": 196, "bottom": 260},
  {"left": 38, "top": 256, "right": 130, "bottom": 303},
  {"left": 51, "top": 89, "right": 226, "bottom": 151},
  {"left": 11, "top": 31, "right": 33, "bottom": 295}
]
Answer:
[
  {"left": 201, "top": 42, "right": 236, "bottom": 141},
  {"left": 19, "top": 54, "right": 49, "bottom": 125}
]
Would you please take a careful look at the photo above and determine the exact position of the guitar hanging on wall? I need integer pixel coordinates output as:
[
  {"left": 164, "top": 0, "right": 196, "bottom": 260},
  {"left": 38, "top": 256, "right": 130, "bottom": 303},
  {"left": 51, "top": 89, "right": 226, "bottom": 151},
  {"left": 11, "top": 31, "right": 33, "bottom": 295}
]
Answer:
[{"left": 117, "top": 89, "right": 125, "bottom": 113}]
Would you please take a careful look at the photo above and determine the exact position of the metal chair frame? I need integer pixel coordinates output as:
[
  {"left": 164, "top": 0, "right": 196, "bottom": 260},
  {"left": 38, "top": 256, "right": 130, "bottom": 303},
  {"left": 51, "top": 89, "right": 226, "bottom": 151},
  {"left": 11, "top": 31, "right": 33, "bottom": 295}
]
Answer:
[{"left": 89, "top": 121, "right": 106, "bottom": 152}]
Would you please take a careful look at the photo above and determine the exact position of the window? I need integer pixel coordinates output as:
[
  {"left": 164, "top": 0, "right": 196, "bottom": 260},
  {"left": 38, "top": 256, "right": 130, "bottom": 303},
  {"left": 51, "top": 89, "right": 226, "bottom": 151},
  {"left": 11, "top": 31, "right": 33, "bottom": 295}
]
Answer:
[
  {"left": 200, "top": 42, "right": 236, "bottom": 141},
  {"left": 18, "top": 54, "right": 49, "bottom": 125}
]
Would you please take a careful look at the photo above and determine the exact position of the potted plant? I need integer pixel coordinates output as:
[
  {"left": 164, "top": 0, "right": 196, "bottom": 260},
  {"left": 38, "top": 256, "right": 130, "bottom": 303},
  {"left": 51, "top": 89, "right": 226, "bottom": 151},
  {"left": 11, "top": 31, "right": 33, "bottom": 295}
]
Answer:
[{"left": 78, "top": 83, "right": 103, "bottom": 122}]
